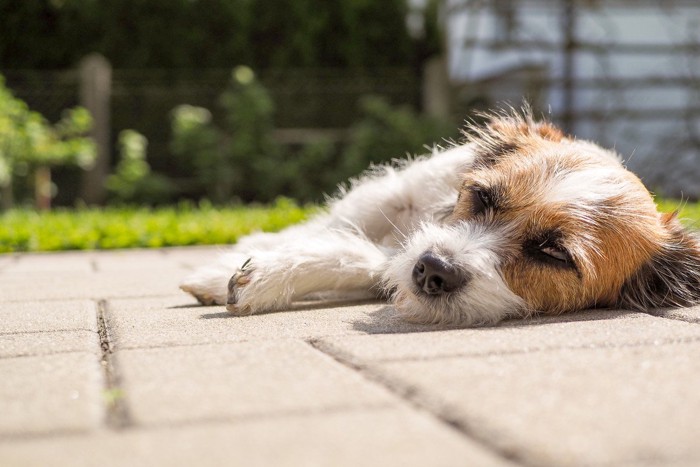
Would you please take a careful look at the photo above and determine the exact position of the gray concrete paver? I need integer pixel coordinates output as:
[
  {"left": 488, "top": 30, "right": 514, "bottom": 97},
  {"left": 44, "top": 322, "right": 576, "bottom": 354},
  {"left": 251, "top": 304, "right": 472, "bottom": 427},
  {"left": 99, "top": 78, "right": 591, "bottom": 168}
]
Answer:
[
  {"left": 0, "top": 300, "right": 97, "bottom": 334},
  {"left": 315, "top": 309, "right": 700, "bottom": 363},
  {"left": 0, "top": 254, "right": 17, "bottom": 270},
  {"left": 5, "top": 251, "right": 94, "bottom": 273},
  {"left": 0, "top": 269, "right": 188, "bottom": 301},
  {"left": 116, "top": 339, "right": 398, "bottom": 425},
  {"left": 651, "top": 305, "right": 700, "bottom": 324},
  {"left": 349, "top": 342, "right": 700, "bottom": 466},
  {"left": 3, "top": 247, "right": 700, "bottom": 466},
  {"left": 0, "top": 330, "right": 99, "bottom": 358},
  {"left": 159, "top": 245, "right": 224, "bottom": 269},
  {"left": 0, "top": 352, "right": 105, "bottom": 436},
  {"left": 108, "top": 296, "right": 397, "bottom": 349},
  {"left": 91, "top": 249, "right": 186, "bottom": 272},
  {"left": 0, "top": 408, "right": 512, "bottom": 467}
]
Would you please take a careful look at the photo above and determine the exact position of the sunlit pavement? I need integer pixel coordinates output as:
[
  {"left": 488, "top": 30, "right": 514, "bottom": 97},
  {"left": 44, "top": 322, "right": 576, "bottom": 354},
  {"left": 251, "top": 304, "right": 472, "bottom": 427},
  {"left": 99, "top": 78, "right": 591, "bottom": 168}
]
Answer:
[{"left": 2, "top": 247, "right": 700, "bottom": 466}]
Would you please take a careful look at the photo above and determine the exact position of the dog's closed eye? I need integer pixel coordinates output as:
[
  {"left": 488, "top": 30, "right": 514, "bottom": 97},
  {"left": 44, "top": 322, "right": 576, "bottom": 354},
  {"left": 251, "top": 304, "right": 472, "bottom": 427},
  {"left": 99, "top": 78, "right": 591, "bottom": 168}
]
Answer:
[
  {"left": 540, "top": 245, "right": 570, "bottom": 263},
  {"left": 471, "top": 186, "right": 495, "bottom": 215},
  {"left": 525, "top": 234, "right": 576, "bottom": 270}
]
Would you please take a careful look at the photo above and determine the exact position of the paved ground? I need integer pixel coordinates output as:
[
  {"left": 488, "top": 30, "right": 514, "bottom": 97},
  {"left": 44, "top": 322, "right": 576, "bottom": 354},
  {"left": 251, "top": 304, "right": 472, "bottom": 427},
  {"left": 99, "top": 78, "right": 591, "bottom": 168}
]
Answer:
[{"left": 1, "top": 247, "right": 700, "bottom": 467}]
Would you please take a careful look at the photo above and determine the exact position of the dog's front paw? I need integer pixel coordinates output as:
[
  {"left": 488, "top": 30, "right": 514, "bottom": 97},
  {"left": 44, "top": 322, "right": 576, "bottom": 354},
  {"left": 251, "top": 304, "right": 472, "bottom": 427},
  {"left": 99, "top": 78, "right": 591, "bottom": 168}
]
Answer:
[
  {"left": 180, "top": 266, "right": 231, "bottom": 306},
  {"left": 223, "top": 255, "right": 294, "bottom": 315},
  {"left": 226, "top": 258, "right": 255, "bottom": 315},
  {"left": 181, "top": 252, "right": 255, "bottom": 306}
]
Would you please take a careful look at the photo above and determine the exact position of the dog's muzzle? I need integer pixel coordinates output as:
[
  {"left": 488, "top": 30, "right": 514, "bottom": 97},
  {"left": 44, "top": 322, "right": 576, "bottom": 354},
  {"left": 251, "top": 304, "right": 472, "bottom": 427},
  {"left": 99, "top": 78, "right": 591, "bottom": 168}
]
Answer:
[{"left": 412, "top": 251, "right": 469, "bottom": 295}]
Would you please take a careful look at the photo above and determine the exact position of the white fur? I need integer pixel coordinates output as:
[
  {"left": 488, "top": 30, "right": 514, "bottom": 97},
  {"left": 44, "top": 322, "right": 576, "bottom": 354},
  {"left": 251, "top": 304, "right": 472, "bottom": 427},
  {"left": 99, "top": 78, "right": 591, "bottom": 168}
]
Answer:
[
  {"left": 179, "top": 141, "right": 530, "bottom": 324},
  {"left": 545, "top": 166, "right": 630, "bottom": 206},
  {"left": 383, "top": 222, "right": 526, "bottom": 325}
]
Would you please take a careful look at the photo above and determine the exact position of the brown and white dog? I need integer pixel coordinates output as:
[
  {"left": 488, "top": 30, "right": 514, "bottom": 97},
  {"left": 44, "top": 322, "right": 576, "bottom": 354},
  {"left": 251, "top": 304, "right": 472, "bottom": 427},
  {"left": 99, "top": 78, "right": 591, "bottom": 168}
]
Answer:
[{"left": 181, "top": 109, "right": 700, "bottom": 326}]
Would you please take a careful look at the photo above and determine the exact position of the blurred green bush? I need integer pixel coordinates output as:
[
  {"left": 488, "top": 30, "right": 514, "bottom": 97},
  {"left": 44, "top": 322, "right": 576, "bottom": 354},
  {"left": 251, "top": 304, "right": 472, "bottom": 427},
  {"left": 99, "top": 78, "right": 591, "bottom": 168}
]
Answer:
[
  {"left": 107, "top": 129, "right": 176, "bottom": 204},
  {"left": 171, "top": 67, "right": 285, "bottom": 204},
  {"left": 0, "top": 197, "right": 314, "bottom": 252},
  {"left": 170, "top": 69, "right": 458, "bottom": 203},
  {"left": 0, "top": 74, "right": 95, "bottom": 209},
  {"left": 341, "top": 96, "right": 458, "bottom": 178}
]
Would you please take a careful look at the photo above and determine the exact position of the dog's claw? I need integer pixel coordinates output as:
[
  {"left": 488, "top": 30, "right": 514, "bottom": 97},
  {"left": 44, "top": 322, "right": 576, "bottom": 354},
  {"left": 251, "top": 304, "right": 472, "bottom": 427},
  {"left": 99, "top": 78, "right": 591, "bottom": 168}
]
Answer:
[{"left": 226, "top": 262, "right": 254, "bottom": 314}]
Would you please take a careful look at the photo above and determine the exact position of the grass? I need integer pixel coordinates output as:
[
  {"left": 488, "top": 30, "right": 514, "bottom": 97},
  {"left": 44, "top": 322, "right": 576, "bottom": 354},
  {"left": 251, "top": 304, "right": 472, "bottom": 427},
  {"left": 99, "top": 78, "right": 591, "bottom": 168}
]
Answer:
[
  {"left": 656, "top": 198, "right": 700, "bottom": 228},
  {"left": 0, "top": 198, "right": 316, "bottom": 253},
  {"left": 0, "top": 197, "right": 698, "bottom": 254}
]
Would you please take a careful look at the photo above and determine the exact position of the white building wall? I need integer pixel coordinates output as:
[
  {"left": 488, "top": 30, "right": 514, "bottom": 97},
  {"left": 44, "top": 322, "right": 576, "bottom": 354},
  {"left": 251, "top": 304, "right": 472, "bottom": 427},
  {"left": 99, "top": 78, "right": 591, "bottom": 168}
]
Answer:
[{"left": 446, "top": 1, "right": 700, "bottom": 197}]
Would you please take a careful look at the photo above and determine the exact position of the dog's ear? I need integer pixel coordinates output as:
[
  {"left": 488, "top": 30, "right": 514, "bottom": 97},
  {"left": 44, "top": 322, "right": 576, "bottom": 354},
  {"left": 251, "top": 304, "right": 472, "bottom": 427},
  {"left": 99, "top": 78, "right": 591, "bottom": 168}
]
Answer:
[
  {"left": 469, "top": 116, "right": 565, "bottom": 167},
  {"left": 533, "top": 121, "right": 564, "bottom": 142},
  {"left": 619, "top": 212, "right": 700, "bottom": 310},
  {"left": 488, "top": 119, "right": 564, "bottom": 143}
]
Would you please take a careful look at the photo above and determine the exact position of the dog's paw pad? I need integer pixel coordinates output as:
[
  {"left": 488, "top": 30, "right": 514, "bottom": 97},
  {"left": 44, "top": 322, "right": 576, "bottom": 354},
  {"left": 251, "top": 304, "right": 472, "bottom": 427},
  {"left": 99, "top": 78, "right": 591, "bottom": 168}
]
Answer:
[
  {"left": 179, "top": 283, "right": 219, "bottom": 306},
  {"left": 193, "top": 293, "right": 217, "bottom": 306}
]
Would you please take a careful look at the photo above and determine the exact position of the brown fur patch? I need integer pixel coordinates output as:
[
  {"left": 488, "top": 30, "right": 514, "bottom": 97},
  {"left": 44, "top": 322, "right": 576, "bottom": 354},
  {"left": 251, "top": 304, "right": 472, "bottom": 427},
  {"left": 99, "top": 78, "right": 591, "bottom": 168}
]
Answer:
[
  {"left": 619, "top": 214, "right": 700, "bottom": 309},
  {"left": 453, "top": 113, "right": 680, "bottom": 314}
]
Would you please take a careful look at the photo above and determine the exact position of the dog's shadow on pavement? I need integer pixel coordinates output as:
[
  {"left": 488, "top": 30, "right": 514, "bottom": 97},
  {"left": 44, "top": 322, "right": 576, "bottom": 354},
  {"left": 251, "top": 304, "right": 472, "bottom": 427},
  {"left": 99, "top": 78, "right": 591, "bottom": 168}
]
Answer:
[
  {"left": 180, "top": 298, "right": 640, "bottom": 332},
  {"left": 350, "top": 305, "right": 470, "bottom": 335},
  {"left": 349, "top": 305, "right": 645, "bottom": 335},
  {"left": 194, "top": 298, "right": 387, "bottom": 321}
]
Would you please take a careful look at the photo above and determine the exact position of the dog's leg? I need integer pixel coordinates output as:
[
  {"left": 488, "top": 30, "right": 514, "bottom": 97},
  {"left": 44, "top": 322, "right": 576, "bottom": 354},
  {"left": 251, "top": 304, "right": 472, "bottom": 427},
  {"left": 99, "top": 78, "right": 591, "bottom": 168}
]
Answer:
[
  {"left": 225, "top": 229, "right": 389, "bottom": 314},
  {"left": 181, "top": 145, "right": 473, "bottom": 309},
  {"left": 180, "top": 220, "right": 328, "bottom": 305},
  {"left": 180, "top": 250, "right": 251, "bottom": 305}
]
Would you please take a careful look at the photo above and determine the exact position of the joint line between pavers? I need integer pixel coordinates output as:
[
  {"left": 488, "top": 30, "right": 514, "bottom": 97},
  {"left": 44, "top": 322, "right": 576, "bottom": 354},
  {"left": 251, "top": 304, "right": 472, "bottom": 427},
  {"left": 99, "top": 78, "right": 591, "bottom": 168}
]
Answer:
[
  {"left": 2, "top": 293, "right": 180, "bottom": 304},
  {"left": 359, "top": 334, "right": 700, "bottom": 364},
  {"left": 96, "top": 299, "right": 133, "bottom": 430},
  {"left": 0, "top": 328, "right": 97, "bottom": 337},
  {"left": 306, "top": 339, "right": 531, "bottom": 466}
]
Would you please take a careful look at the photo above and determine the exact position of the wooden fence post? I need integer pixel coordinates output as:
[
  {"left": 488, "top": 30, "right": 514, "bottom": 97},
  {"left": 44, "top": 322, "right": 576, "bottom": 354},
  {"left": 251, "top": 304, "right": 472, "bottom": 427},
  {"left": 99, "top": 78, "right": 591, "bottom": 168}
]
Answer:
[
  {"left": 422, "top": 56, "right": 452, "bottom": 119},
  {"left": 79, "top": 53, "right": 111, "bottom": 204}
]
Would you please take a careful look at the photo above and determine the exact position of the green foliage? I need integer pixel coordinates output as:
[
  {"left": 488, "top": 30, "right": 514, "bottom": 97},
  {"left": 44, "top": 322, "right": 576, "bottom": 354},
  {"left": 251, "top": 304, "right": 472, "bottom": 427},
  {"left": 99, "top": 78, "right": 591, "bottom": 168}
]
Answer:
[
  {"left": 171, "top": 72, "right": 458, "bottom": 203},
  {"left": 273, "top": 97, "right": 459, "bottom": 201},
  {"left": 340, "top": 96, "right": 459, "bottom": 179},
  {"left": 0, "top": 198, "right": 315, "bottom": 253},
  {"left": 171, "top": 67, "right": 284, "bottom": 203},
  {"left": 170, "top": 104, "right": 220, "bottom": 194},
  {"left": 219, "top": 67, "right": 284, "bottom": 201},
  {"left": 0, "top": 0, "right": 422, "bottom": 70},
  {"left": 656, "top": 198, "right": 700, "bottom": 229},
  {"left": 107, "top": 129, "right": 175, "bottom": 204},
  {"left": 0, "top": 74, "right": 95, "bottom": 207},
  {"left": 279, "top": 137, "right": 340, "bottom": 201},
  {"left": 250, "top": 0, "right": 413, "bottom": 68}
]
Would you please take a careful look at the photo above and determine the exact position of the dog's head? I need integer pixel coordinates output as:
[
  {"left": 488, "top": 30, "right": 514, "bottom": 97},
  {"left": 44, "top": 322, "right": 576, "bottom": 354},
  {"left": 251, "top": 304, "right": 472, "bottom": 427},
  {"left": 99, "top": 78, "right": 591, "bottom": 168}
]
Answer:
[{"left": 384, "top": 111, "right": 700, "bottom": 325}]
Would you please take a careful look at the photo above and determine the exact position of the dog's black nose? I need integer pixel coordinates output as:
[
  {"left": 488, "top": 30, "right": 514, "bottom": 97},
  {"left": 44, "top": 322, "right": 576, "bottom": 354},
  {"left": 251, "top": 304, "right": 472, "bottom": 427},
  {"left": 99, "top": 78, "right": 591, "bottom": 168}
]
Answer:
[{"left": 412, "top": 252, "right": 467, "bottom": 295}]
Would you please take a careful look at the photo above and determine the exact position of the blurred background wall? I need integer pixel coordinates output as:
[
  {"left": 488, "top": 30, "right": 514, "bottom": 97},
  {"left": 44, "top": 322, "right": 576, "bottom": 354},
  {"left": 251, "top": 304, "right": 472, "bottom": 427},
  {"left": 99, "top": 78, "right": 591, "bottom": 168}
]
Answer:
[{"left": 445, "top": 0, "right": 700, "bottom": 199}]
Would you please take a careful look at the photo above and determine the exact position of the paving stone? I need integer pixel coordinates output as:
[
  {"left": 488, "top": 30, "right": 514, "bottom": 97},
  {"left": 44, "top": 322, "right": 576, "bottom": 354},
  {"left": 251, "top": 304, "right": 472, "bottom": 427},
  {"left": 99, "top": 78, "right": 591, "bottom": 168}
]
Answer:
[
  {"left": 91, "top": 249, "right": 180, "bottom": 272},
  {"left": 316, "top": 310, "right": 700, "bottom": 363},
  {"left": 160, "top": 246, "right": 224, "bottom": 270},
  {"left": 359, "top": 342, "right": 700, "bottom": 466},
  {"left": 651, "top": 306, "right": 700, "bottom": 324},
  {"left": 0, "top": 254, "right": 18, "bottom": 271},
  {"left": 5, "top": 252, "right": 94, "bottom": 273},
  {"left": 0, "top": 353, "right": 105, "bottom": 436},
  {"left": 0, "top": 408, "right": 512, "bottom": 467},
  {"left": 1, "top": 269, "right": 188, "bottom": 301},
  {"left": 108, "top": 296, "right": 394, "bottom": 349},
  {"left": 4, "top": 247, "right": 700, "bottom": 466},
  {"left": 116, "top": 340, "right": 402, "bottom": 425},
  {"left": 0, "top": 300, "right": 97, "bottom": 334},
  {"left": 0, "top": 330, "right": 99, "bottom": 358}
]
